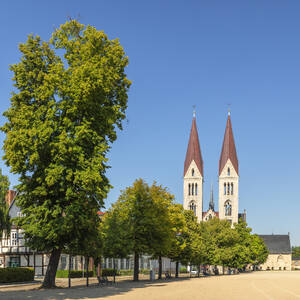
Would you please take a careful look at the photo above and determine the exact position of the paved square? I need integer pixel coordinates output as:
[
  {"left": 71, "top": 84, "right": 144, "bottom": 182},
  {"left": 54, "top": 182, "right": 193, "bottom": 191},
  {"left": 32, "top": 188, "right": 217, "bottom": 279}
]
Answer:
[{"left": 1, "top": 271, "right": 300, "bottom": 300}]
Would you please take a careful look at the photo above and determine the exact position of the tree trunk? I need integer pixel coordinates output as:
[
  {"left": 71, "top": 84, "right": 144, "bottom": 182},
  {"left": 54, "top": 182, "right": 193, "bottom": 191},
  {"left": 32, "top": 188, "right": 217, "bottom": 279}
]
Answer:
[
  {"left": 158, "top": 256, "right": 162, "bottom": 279},
  {"left": 41, "top": 248, "right": 61, "bottom": 288},
  {"left": 68, "top": 255, "right": 71, "bottom": 288},
  {"left": 175, "top": 262, "right": 179, "bottom": 278},
  {"left": 86, "top": 256, "right": 89, "bottom": 287},
  {"left": 133, "top": 252, "right": 139, "bottom": 281},
  {"left": 113, "top": 259, "right": 116, "bottom": 283}
]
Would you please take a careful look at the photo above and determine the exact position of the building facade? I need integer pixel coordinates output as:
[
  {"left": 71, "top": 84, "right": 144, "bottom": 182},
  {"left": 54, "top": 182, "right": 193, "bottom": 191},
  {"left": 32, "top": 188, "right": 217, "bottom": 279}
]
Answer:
[
  {"left": 183, "top": 111, "right": 245, "bottom": 224},
  {"left": 258, "top": 235, "right": 292, "bottom": 271}
]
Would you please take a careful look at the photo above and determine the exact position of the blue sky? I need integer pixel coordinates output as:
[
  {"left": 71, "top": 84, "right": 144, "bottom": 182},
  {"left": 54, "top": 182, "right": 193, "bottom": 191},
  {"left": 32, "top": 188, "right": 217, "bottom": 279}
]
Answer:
[{"left": 0, "top": 1, "right": 300, "bottom": 244}]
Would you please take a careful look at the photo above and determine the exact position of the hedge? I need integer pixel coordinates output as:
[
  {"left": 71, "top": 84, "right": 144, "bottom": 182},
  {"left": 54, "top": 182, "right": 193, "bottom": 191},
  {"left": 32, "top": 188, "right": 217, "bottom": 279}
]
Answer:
[
  {"left": 101, "top": 268, "right": 119, "bottom": 276},
  {"left": 56, "top": 270, "right": 94, "bottom": 278},
  {"left": 0, "top": 267, "right": 34, "bottom": 283}
]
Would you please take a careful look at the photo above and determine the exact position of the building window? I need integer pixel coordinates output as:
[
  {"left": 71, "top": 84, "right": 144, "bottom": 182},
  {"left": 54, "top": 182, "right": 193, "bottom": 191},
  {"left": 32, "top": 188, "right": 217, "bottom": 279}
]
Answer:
[
  {"left": 11, "top": 232, "right": 18, "bottom": 246},
  {"left": 9, "top": 256, "right": 20, "bottom": 267},
  {"left": 189, "top": 202, "right": 196, "bottom": 216},
  {"left": 227, "top": 183, "right": 230, "bottom": 195},
  {"left": 195, "top": 183, "right": 198, "bottom": 195},
  {"left": 225, "top": 201, "right": 232, "bottom": 216},
  {"left": 60, "top": 255, "right": 67, "bottom": 270},
  {"left": 192, "top": 169, "right": 194, "bottom": 176},
  {"left": 191, "top": 183, "right": 194, "bottom": 196},
  {"left": 231, "top": 183, "right": 233, "bottom": 195},
  {"left": 224, "top": 183, "right": 226, "bottom": 195},
  {"left": 188, "top": 184, "right": 191, "bottom": 196},
  {"left": 227, "top": 168, "right": 230, "bottom": 176}
]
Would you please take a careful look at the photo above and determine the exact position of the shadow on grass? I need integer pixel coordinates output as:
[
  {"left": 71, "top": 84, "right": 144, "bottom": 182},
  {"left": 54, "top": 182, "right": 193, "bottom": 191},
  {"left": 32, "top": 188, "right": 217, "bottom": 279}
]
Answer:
[{"left": 0, "top": 276, "right": 194, "bottom": 300}]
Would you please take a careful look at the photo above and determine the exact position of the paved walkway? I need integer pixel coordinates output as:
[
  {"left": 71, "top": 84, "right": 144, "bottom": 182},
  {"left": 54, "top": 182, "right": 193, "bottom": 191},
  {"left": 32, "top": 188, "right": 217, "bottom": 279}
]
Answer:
[{"left": 1, "top": 271, "right": 300, "bottom": 299}]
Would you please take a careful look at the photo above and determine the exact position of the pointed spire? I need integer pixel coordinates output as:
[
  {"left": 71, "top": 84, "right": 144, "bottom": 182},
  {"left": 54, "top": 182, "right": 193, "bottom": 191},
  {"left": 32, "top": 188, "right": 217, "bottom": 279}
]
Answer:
[
  {"left": 184, "top": 112, "right": 203, "bottom": 177},
  {"left": 209, "top": 183, "right": 214, "bottom": 211},
  {"left": 219, "top": 112, "right": 239, "bottom": 175}
]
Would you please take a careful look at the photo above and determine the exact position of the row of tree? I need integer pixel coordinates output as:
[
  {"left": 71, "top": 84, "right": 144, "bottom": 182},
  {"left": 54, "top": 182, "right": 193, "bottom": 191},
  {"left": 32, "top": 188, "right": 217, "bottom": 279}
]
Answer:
[{"left": 101, "top": 179, "right": 269, "bottom": 281}]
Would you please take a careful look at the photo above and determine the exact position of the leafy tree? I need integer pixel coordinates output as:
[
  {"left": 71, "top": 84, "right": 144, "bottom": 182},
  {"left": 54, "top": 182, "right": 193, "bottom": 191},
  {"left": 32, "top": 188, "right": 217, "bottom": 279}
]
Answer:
[
  {"left": 249, "top": 234, "right": 268, "bottom": 267},
  {"left": 106, "top": 179, "right": 174, "bottom": 281},
  {"left": 1, "top": 20, "right": 130, "bottom": 288},
  {"left": 166, "top": 204, "right": 187, "bottom": 277},
  {"left": 149, "top": 183, "right": 175, "bottom": 279},
  {"left": 0, "top": 169, "right": 10, "bottom": 238},
  {"left": 292, "top": 246, "right": 300, "bottom": 259}
]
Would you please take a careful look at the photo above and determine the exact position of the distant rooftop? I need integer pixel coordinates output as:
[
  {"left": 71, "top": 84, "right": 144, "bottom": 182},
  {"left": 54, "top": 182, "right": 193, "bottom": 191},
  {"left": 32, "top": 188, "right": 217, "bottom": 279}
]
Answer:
[{"left": 258, "top": 234, "right": 291, "bottom": 254}]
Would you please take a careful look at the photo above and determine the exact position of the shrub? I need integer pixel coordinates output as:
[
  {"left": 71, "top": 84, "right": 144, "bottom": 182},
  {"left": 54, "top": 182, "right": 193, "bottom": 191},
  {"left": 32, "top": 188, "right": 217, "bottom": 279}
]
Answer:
[
  {"left": 56, "top": 270, "right": 94, "bottom": 278},
  {"left": 101, "top": 268, "right": 119, "bottom": 276},
  {"left": 119, "top": 269, "right": 133, "bottom": 276},
  {"left": 0, "top": 267, "right": 34, "bottom": 283},
  {"left": 180, "top": 267, "right": 188, "bottom": 273}
]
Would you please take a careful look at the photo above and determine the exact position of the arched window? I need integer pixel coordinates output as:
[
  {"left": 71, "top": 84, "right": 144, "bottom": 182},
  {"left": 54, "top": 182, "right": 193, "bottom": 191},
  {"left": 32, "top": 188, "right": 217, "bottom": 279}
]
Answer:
[
  {"left": 195, "top": 183, "right": 198, "bottom": 195},
  {"left": 192, "top": 169, "right": 194, "bottom": 176},
  {"left": 191, "top": 183, "right": 194, "bottom": 195},
  {"left": 188, "top": 184, "right": 191, "bottom": 196},
  {"left": 225, "top": 201, "right": 232, "bottom": 216},
  {"left": 224, "top": 183, "right": 226, "bottom": 195},
  {"left": 227, "top": 183, "right": 230, "bottom": 195},
  {"left": 227, "top": 168, "right": 230, "bottom": 176},
  {"left": 231, "top": 183, "right": 233, "bottom": 195},
  {"left": 189, "top": 201, "right": 196, "bottom": 216}
]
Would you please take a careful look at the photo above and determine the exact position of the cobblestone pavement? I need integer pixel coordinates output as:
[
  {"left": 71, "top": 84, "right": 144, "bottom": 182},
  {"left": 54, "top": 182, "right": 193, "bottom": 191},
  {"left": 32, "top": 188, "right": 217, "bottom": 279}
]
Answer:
[{"left": 1, "top": 271, "right": 300, "bottom": 300}]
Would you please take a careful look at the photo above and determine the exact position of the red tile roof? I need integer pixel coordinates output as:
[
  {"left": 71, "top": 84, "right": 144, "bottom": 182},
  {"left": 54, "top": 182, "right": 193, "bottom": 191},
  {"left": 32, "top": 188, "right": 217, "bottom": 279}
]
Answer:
[
  {"left": 184, "top": 115, "right": 203, "bottom": 176},
  {"left": 219, "top": 113, "right": 238, "bottom": 175}
]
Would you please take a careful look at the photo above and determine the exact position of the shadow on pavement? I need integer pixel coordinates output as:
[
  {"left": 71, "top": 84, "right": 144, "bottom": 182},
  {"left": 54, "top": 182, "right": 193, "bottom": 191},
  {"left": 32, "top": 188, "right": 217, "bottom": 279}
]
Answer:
[{"left": 0, "top": 277, "right": 193, "bottom": 300}]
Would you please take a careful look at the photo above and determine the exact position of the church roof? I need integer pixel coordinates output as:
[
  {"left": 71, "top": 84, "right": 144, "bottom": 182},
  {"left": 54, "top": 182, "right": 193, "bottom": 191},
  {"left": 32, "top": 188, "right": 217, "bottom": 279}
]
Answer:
[
  {"left": 258, "top": 235, "right": 291, "bottom": 254},
  {"left": 184, "top": 114, "right": 203, "bottom": 176},
  {"left": 219, "top": 113, "right": 239, "bottom": 175}
]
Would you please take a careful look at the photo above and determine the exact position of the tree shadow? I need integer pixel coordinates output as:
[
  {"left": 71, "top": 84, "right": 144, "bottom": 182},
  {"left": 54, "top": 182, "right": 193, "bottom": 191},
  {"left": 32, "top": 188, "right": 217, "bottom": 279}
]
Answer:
[{"left": 0, "top": 277, "right": 193, "bottom": 300}]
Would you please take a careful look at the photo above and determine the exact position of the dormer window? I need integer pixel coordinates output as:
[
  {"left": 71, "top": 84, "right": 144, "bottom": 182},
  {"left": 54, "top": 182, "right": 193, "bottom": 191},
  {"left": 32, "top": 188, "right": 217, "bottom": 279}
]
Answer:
[
  {"left": 227, "top": 168, "right": 230, "bottom": 176},
  {"left": 192, "top": 169, "right": 194, "bottom": 176}
]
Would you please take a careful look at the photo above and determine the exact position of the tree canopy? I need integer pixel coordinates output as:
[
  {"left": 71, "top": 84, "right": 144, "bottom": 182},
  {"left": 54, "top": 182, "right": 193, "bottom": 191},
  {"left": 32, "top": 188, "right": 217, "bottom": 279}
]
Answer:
[{"left": 1, "top": 19, "right": 130, "bottom": 288}]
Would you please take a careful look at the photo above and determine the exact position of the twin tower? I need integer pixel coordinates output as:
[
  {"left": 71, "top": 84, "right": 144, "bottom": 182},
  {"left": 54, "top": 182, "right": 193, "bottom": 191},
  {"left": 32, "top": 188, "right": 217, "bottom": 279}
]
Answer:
[{"left": 183, "top": 111, "right": 242, "bottom": 225}]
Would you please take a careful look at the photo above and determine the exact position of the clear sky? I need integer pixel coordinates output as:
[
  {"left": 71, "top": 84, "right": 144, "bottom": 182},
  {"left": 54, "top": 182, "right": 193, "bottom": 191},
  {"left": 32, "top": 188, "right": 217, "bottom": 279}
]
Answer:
[{"left": 0, "top": 1, "right": 300, "bottom": 244}]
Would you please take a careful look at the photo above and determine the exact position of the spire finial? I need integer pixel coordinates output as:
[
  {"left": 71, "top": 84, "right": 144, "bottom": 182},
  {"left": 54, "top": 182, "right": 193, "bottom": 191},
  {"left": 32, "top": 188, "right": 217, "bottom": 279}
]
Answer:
[
  {"left": 193, "top": 105, "right": 196, "bottom": 118},
  {"left": 227, "top": 103, "right": 231, "bottom": 116}
]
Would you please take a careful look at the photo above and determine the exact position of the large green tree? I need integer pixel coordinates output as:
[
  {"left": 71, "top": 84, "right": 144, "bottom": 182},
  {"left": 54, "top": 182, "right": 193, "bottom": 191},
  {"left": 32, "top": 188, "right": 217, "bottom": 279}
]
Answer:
[
  {"left": 0, "top": 169, "right": 10, "bottom": 238},
  {"left": 1, "top": 20, "right": 130, "bottom": 288}
]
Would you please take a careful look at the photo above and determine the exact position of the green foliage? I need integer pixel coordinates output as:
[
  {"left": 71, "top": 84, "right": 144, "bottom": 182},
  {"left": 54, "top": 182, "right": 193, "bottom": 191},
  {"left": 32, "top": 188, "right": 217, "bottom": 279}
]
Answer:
[
  {"left": 0, "top": 267, "right": 34, "bottom": 283},
  {"left": 55, "top": 270, "right": 94, "bottom": 278},
  {"left": 292, "top": 246, "right": 300, "bottom": 259},
  {"left": 101, "top": 268, "right": 119, "bottom": 276},
  {"left": 1, "top": 19, "right": 130, "bottom": 287},
  {"left": 179, "top": 267, "right": 188, "bottom": 273},
  {"left": 0, "top": 169, "right": 11, "bottom": 239}
]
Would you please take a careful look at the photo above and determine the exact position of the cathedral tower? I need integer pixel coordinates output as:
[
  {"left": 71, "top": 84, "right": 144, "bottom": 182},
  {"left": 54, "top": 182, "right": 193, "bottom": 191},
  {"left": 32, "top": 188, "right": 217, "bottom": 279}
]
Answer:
[
  {"left": 183, "top": 112, "right": 203, "bottom": 222},
  {"left": 218, "top": 112, "right": 239, "bottom": 224}
]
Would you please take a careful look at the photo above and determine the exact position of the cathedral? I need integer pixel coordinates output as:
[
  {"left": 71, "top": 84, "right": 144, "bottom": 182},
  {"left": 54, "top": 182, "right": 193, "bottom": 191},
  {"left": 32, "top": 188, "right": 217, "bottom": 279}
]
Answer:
[{"left": 183, "top": 111, "right": 246, "bottom": 224}]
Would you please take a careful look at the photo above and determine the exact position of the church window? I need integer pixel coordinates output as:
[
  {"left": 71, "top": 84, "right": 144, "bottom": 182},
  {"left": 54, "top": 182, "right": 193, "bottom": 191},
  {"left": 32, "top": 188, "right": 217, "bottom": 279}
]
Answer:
[
  {"left": 188, "top": 184, "right": 191, "bottom": 196},
  {"left": 231, "top": 183, "right": 233, "bottom": 195},
  {"left": 224, "top": 183, "right": 226, "bottom": 195},
  {"left": 225, "top": 201, "right": 232, "bottom": 216},
  {"left": 192, "top": 183, "right": 194, "bottom": 195},
  {"left": 195, "top": 183, "right": 198, "bottom": 195},
  {"left": 227, "top": 183, "right": 230, "bottom": 195},
  {"left": 227, "top": 168, "right": 230, "bottom": 176},
  {"left": 192, "top": 169, "right": 194, "bottom": 176},
  {"left": 189, "top": 201, "right": 196, "bottom": 216}
]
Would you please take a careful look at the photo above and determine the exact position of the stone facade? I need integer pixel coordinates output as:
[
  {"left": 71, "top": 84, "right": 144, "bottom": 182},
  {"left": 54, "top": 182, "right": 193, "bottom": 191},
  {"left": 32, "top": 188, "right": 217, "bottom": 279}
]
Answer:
[
  {"left": 259, "top": 254, "right": 291, "bottom": 271},
  {"left": 183, "top": 160, "right": 203, "bottom": 221},
  {"left": 218, "top": 159, "right": 239, "bottom": 224}
]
